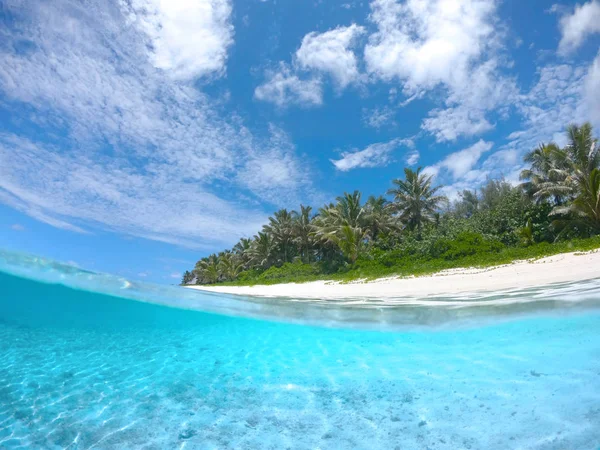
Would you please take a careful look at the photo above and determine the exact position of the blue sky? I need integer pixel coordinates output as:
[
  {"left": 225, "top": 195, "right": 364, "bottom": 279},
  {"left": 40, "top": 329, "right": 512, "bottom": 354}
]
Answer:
[{"left": 1, "top": 0, "right": 599, "bottom": 283}]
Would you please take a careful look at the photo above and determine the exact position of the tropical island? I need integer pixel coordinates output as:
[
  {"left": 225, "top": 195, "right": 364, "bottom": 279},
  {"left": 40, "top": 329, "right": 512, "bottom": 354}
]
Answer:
[{"left": 184, "top": 123, "right": 600, "bottom": 295}]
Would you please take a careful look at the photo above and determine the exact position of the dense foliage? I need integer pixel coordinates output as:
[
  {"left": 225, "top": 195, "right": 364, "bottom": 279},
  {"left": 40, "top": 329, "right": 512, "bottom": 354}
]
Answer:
[{"left": 183, "top": 123, "right": 600, "bottom": 286}]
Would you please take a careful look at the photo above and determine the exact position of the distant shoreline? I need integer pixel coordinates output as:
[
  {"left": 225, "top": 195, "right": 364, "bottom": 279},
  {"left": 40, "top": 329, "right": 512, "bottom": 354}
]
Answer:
[{"left": 185, "top": 250, "right": 600, "bottom": 299}]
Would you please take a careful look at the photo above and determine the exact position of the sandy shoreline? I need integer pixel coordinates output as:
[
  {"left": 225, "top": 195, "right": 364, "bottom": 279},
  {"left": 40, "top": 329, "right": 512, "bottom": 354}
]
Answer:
[{"left": 185, "top": 250, "right": 600, "bottom": 299}]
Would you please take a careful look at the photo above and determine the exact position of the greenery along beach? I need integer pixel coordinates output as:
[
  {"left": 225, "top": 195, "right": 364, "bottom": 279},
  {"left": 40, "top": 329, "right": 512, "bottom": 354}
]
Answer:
[{"left": 184, "top": 123, "right": 600, "bottom": 287}]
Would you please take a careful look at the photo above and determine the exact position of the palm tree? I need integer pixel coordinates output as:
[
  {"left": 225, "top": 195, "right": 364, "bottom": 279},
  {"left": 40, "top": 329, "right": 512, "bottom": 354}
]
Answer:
[
  {"left": 387, "top": 167, "right": 446, "bottom": 237},
  {"left": 292, "top": 205, "right": 314, "bottom": 263},
  {"left": 219, "top": 252, "right": 243, "bottom": 280},
  {"left": 521, "top": 123, "right": 600, "bottom": 234},
  {"left": 313, "top": 191, "right": 369, "bottom": 263},
  {"left": 552, "top": 168, "right": 600, "bottom": 235},
  {"left": 363, "top": 195, "right": 397, "bottom": 240},
  {"left": 233, "top": 237, "right": 252, "bottom": 269},
  {"left": 263, "top": 209, "right": 294, "bottom": 264},
  {"left": 248, "top": 231, "right": 275, "bottom": 269},
  {"left": 519, "top": 143, "right": 568, "bottom": 204},
  {"left": 195, "top": 254, "right": 220, "bottom": 284}
]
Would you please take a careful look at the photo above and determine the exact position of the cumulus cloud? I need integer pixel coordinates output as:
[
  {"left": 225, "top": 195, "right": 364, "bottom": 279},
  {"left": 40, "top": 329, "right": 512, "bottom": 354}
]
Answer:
[
  {"left": 365, "top": 0, "right": 496, "bottom": 90},
  {"left": 331, "top": 138, "right": 413, "bottom": 171},
  {"left": 119, "top": 0, "right": 234, "bottom": 80},
  {"left": 296, "top": 24, "right": 365, "bottom": 89},
  {"left": 365, "top": 0, "right": 517, "bottom": 142},
  {"left": 557, "top": 1, "right": 600, "bottom": 55},
  {"left": 256, "top": 24, "right": 364, "bottom": 106},
  {"left": 254, "top": 64, "right": 323, "bottom": 107},
  {"left": 0, "top": 0, "right": 314, "bottom": 248}
]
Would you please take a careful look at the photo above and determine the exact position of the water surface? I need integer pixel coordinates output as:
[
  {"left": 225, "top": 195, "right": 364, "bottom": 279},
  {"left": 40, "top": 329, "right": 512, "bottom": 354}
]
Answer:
[{"left": 1, "top": 251, "right": 599, "bottom": 449}]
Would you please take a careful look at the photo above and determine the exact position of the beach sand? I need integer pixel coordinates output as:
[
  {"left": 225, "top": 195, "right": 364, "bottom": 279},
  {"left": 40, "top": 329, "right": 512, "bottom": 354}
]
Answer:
[{"left": 185, "top": 250, "right": 600, "bottom": 299}]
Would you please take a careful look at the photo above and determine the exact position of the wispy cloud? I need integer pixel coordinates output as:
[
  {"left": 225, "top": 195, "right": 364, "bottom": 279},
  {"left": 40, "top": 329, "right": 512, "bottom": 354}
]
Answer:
[
  {"left": 0, "top": 0, "right": 315, "bottom": 249},
  {"left": 254, "top": 64, "right": 323, "bottom": 107},
  {"left": 362, "top": 106, "right": 396, "bottom": 129}
]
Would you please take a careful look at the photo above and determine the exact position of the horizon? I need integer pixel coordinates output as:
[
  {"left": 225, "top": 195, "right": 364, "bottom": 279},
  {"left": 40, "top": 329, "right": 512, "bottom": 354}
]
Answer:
[{"left": 1, "top": 0, "right": 599, "bottom": 283}]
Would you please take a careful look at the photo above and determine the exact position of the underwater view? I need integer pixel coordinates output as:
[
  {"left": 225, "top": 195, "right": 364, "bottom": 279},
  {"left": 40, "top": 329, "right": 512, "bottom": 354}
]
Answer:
[{"left": 1, "top": 251, "right": 599, "bottom": 449}]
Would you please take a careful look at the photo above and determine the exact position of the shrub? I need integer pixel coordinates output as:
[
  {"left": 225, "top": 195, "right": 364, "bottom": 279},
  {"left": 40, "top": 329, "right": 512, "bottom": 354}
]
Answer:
[{"left": 430, "top": 232, "right": 504, "bottom": 260}]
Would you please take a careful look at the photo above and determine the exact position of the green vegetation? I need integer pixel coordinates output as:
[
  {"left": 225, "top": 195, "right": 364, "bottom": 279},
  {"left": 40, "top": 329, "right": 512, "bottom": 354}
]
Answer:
[{"left": 183, "top": 123, "right": 600, "bottom": 286}]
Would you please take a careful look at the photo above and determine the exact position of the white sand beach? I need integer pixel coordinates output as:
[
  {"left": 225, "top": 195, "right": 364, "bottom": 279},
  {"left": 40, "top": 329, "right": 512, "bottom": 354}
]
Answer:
[{"left": 185, "top": 250, "right": 600, "bottom": 299}]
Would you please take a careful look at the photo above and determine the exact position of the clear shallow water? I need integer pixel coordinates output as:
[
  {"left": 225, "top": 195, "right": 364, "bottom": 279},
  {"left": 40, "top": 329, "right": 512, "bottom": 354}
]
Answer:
[{"left": 1, "top": 251, "right": 600, "bottom": 449}]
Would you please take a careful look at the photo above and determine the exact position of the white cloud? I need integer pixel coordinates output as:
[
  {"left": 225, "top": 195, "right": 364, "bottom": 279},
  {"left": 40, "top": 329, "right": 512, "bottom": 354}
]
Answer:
[
  {"left": 507, "top": 63, "right": 592, "bottom": 153},
  {"left": 331, "top": 138, "right": 413, "bottom": 171},
  {"left": 256, "top": 24, "right": 364, "bottom": 106},
  {"left": 557, "top": 1, "right": 600, "bottom": 55},
  {"left": 0, "top": 0, "right": 314, "bottom": 249},
  {"left": 119, "top": 0, "right": 234, "bottom": 80},
  {"left": 254, "top": 64, "right": 323, "bottom": 107},
  {"left": 296, "top": 24, "right": 365, "bottom": 89},
  {"left": 456, "top": 58, "right": 600, "bottom": 197},
  {"left": 426, "top": 140, "right": 493, "bottom": 180},
  {"left": 236, "top": 126, "right": 314, "bottom": 204},
  {"left": 584, "top": 52, "right": 600, "bottom": 126},
  {"left": 405, "top": 149, "right": 420, "bottom": 165},
  {"left": 365, "top": 0, "right": 517, "bottom": 142},
  {"left": 422, "top": 107, "right": 494, "bottom": 142},
  {"left": 365, "top": 0, "right": 496, "bottom": 91},
  {"left": 10, "top": 224, "right": 25, "bottom": 231}
]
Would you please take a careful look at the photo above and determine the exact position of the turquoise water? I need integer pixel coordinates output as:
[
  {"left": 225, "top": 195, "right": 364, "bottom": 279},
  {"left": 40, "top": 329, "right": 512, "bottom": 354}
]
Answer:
[{"left": 1, "top": 251, "right": 600, "bottom": 449}]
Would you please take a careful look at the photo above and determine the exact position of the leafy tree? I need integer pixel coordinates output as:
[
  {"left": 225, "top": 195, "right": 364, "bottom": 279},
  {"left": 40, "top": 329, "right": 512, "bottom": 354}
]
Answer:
[
  {"left": 181, "top": 270, "right": 194, "bottom": 285},
  {"left": 453, "top": 189, "right": 479, "bottom": 218}
]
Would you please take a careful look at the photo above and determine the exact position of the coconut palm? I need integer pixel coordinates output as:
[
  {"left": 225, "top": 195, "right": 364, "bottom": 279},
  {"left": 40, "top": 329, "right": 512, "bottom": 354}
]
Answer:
[
  {"left": 519, "top": 143, "right": 568, "bottom": 204},
  {"left": 248, "top": 231, "right": 275, "bottom": 269},
  {"left": 219, "top": 252, "right": 243, "bottom": 280},
  {"left": 263, "top": 209, "right": 294, "bottom": 264},
  {"left": 233, "top": 237, "right": 252, "bottom": 269},
  {"left": 313, "top": 191, "right": 369, "bottom": 263},
  {"left": 195, "top": 254, "right": 220, "bottom": 284},
  {"left": 387, "top": 167, "right": 447, "bottom": 237},
  {"left": 292, "top": 205, "right": 314, "bottom": 263},
  {"left": 363, "top": 195, "right": 397, "bottom": 240},
  {"left": 552, "top": 168, "right": 600, "bottom": 235}
]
